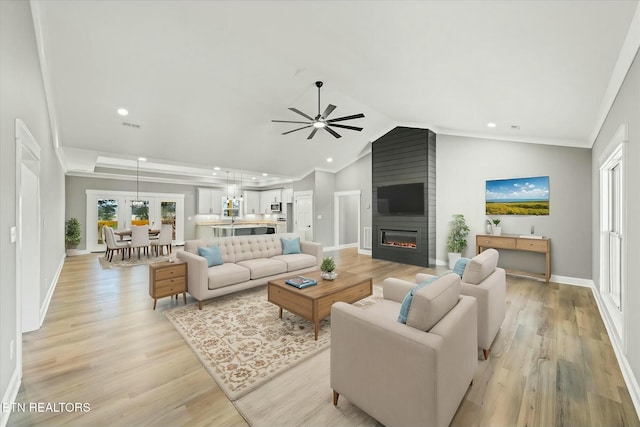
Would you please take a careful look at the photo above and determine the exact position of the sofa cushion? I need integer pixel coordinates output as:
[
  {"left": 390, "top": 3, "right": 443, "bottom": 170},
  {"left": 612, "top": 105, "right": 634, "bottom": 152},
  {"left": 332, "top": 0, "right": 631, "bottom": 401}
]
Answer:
[
  {"left": 397, "top": 275, "right": 441, "bottom": 324},
  {"left": 462, "top": 249, "right": 499, "bottom": 285},
  {"left": 236, "top": 258, "right": 287, "bottom": 279},
  {"left": 198, "top": 245, "right": 223, "bottom": 267},
  {"left": 281, "top": 236, "right": 301, "bottom": 255},
  {"left": 406, "top": 273, "right": 461, "bottom": 331},
  {"left": 271, "top": 253, "right": 317, "bottom": 271},
  {"left": 207, "top": 263, "right": 251, "bottom": 290}
]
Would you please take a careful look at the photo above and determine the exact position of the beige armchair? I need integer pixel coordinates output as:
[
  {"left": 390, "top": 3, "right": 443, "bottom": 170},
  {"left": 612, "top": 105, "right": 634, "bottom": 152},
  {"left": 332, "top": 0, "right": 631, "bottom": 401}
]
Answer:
[
  {"left": 331, "top": 273, "right": 477, "bottom": 427},
  {"left": 417, "top": 248, "right": 506, "bottom": 359}
]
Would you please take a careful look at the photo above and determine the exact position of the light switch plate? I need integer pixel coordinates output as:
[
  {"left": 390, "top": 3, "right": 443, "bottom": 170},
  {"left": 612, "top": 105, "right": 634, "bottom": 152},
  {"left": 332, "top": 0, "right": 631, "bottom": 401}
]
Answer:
[{"left": 10, "top": 226, "right": 16, "bottom": 243}]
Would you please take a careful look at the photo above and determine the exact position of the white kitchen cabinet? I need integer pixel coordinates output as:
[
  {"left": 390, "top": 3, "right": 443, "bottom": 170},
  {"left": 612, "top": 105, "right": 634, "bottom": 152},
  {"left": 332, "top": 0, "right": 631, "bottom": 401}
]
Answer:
[
  {"left": 259, "top": 190, "right": 282, "bottom": 213},
  {"left": 243, "top": 190, "right": 261, "bottom": 215},
  {"left": 197, "top": 188, "right": 223, "bottom": 214}
]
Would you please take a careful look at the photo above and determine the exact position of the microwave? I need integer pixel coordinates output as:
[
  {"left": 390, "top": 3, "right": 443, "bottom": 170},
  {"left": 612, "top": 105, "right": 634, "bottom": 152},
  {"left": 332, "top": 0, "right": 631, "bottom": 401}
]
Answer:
[{"left": 270, "top": 202, "right": 282, "bottom": 212}]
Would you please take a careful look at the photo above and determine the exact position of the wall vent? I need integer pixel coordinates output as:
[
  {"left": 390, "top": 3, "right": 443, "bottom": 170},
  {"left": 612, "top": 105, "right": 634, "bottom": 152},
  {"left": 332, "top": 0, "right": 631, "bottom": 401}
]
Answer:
[{"left": 363, "top": 226, "right": 372, "bottom": 249}]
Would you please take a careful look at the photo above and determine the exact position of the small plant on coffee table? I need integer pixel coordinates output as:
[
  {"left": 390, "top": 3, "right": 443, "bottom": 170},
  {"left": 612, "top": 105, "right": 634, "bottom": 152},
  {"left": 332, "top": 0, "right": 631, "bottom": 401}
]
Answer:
[{"left": 321, "top": 256, "right": 337, "bottom": 280}]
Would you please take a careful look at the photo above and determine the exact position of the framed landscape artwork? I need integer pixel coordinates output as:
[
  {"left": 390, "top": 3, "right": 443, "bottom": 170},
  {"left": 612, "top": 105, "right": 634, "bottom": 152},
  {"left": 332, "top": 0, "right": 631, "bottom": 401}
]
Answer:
[{"left": 485, "top": 176, "right": 550, "bottom": 215}]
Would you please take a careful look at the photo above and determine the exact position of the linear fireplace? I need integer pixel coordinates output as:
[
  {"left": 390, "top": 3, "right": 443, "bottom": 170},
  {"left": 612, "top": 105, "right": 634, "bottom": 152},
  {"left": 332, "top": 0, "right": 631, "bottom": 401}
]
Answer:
[
  {"left": 372, "top": 127, "right": 436, "bottom": 267},
  {"left": 380, "top": 229, "right": 419, "bottom": 249}
]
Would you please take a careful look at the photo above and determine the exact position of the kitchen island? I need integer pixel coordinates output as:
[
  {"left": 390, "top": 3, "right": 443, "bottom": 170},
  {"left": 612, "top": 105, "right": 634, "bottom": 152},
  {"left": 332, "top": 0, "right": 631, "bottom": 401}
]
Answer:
[{"left": 195, "top": 222, "right": 283, "bottom": 240}]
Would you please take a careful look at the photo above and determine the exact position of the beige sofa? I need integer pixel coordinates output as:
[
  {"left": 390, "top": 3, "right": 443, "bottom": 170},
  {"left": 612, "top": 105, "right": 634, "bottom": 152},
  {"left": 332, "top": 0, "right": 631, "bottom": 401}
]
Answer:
[
  {"left": 331, "top": 273, "right": 477, "bottom": 427},
  {"left": 417, "top": 248, "right": 506, "bottom": 359},
  {"left": 177, "top": 233, "right": 322, "bottom": 309}
]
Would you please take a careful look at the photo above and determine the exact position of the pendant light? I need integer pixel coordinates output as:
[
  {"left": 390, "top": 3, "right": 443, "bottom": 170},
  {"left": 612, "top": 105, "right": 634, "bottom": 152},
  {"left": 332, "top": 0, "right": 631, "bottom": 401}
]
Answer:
[{"left": 131, "top": 157, "right": 146, "bottom": 208}]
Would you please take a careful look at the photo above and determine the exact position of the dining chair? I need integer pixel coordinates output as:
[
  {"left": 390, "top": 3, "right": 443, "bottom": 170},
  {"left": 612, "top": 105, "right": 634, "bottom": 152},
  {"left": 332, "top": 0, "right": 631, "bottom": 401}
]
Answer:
[
  {"left": 104, "top": 226, "right": 130, "bottom": 261},
  {"left": 150, "top": 224, "right": 173, "bottom": 256},
  {"left": 130, "top": 225, "right": 150, "bottom": 259}
]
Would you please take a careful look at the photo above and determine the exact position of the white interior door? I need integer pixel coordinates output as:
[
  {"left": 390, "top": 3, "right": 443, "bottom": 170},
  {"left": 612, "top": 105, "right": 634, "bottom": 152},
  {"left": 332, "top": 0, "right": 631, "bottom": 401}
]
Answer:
[
  {"left": 294, "top": 191, "right": 313, "bottom": 241},
  {"left": 20, "top": 164, "right": 40, "bottom": 333}
]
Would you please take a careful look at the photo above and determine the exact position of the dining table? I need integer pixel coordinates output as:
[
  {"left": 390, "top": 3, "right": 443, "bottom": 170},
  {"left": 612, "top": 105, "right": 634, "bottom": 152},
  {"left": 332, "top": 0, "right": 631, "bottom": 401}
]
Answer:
[{"left": 114, "top": 228, "right": 160, "bottom": 241}]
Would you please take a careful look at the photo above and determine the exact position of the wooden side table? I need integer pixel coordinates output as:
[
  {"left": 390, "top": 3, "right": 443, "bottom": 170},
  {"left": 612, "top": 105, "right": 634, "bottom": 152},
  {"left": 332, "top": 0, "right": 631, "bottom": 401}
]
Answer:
[{"left": 149, "top": 260, "right": 187, "bottom": 309}]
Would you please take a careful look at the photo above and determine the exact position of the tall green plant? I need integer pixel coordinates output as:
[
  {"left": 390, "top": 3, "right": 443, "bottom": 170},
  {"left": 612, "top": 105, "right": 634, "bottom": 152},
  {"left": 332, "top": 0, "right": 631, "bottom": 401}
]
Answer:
[
  {"left": 446, "top": 214, "right": 470, "bottom": 253},
  {"left": 65, "top": 217, "right": 81, "bottom": 249}
]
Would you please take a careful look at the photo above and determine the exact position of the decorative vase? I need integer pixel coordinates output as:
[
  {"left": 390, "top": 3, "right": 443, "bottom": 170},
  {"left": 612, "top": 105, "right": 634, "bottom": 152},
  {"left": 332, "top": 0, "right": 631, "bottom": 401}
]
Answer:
[
  {"left": 321, "top": 271, "right": 337, "bottom": 280},
  {"left": 448, "top": 252, "right": 461, "bottom": 269},
  {"left": 493, "top": 226, "right": 502, "bottom": 236}
]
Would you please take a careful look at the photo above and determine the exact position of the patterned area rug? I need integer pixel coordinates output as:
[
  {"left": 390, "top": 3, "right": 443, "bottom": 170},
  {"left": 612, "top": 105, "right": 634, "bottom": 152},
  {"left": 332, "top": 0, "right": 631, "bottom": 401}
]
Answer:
[
  {"left": 164, "top": 284, "right": 382, "bottom": 401},
  {"left": 98, "top": 254, "right": 171, "bottom": 269}
]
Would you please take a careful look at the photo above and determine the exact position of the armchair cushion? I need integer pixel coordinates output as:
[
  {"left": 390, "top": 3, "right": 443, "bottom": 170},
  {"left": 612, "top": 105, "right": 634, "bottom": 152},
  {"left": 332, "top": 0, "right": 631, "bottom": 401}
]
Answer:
[
  {"left": 397, "top": 274, "right": 441, "bottom": 324},
  {"left": 462, "top": 248, "right": 499, "bottom": 284},
  {"left": 453, "top": 257, "right": 470, "bottom": 277},
  {"left": 406, "top": 273, "right": 461, "bottom": 332}
]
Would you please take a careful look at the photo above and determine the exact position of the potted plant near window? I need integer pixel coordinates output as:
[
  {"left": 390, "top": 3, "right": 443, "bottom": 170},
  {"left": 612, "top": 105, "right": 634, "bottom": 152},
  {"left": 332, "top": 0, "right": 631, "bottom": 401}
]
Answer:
[
  {"left": 65, "top": 217, "right": 81, "bottom": 256},
  {"left": 320, "top": 256, "right": 337, "bottom": 280},
  {"left": 446, "top": 214, "right": 470, "bottom": 269}
]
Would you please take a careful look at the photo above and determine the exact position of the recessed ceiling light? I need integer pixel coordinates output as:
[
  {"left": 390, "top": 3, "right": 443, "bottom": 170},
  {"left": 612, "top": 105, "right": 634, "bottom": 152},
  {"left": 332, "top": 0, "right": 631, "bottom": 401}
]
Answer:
[
  {"left": 487, "top": 122, "right": 496, "bottom": 128},
  {"left": 327, "top": 157, "right": 333, "bottom": 163},
  {"left": 262, "top": 173, "right": 268, "bottom": 176},
  {"left": 252, "top": 177, "right": 257, "bottom": 180},
  {"left": 214, "top": 166, "right": 221, "bottom": 171},
  {"left": 212, "top": 172, "right": 217, "bottom": 176},
  {"left": 138, "top": 157, "right": 147, "bottom": 162},
  {"left": 117, "top": 108, "right": 129, "bottom": 116}
]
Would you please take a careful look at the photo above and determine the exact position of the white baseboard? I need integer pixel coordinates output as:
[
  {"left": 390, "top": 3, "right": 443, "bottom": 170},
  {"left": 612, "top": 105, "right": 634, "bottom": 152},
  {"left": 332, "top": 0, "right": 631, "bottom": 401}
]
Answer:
[
  {"left": 40, "top": 252, "right": 65, "bottom": 326},
  {"left": 357, "top": 249, "right": 371, "bottom": 256},
  {"left": 590, "top": 284, "right": 640, "bottom": 419},
  {"left": 549, "top": 274, "right": 594, "bottom": 288},
  {"left": 1, "top": 366, "right": 21, "bottom": 427}
]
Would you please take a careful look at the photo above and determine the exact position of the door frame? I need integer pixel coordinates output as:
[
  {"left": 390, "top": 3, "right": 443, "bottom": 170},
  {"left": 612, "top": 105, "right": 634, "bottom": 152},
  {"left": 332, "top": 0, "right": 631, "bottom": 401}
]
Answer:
[
  {"left": 333, "top": 190, "right": 361, "bottom": 249},
  {"left": 15, "top": 119, "right": 42, "bottom": 367}
]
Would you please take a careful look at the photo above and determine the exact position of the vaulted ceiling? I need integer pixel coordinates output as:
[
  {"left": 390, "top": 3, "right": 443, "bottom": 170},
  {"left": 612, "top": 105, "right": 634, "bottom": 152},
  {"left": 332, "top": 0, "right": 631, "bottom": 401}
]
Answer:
[{"left": 31, "top": 0, "right": 639, "bottom": 187}]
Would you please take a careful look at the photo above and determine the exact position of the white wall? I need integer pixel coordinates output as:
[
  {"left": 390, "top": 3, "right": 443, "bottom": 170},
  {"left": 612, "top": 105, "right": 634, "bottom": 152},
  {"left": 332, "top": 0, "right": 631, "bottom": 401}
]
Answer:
[
  {"left": 436, "top": 135, "right": 592, "bottom": 279},
  {"left": 0, "top": 0, "right": 66, "bottom": 418}
]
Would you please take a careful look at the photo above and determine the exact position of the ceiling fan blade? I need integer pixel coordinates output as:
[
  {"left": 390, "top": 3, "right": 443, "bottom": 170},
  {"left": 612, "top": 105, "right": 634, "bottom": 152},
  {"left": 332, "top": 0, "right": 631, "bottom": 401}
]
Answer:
[
  {"left": 282, "top": 125, "right": 312, "bottom": 135},
  {"left": 288, "top": 107, "right": 314, "bottom": 121},
  {"left": 307, "top": 128, "right": 318, "bottom": 140},
  {"left": 321, "top": 104, "right": 336, "bottom": 119},
  {"left": 328, "top": 123, "right": 363, "bottom": 132},
  {"left": 272, "top": 120, "right": 311, "bottom": 124},
  {"left": 324, "top": 126, "right": 342, "bottom": 139},
  {"left": 326, "top": 113, "right": 365, "bottom": 123}
]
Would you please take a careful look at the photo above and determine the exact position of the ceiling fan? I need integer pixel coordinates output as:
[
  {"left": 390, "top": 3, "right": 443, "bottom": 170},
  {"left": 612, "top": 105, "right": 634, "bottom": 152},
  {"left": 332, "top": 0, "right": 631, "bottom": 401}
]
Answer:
[{"left": 272, "top": 81, "right": 365, "bottom": 139}]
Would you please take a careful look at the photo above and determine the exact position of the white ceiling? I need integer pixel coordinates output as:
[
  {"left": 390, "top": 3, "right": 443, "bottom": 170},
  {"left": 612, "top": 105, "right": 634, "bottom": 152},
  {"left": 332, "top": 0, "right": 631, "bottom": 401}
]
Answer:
[{"left": 32, "top": 0, "right": 639, "bottom": 187}]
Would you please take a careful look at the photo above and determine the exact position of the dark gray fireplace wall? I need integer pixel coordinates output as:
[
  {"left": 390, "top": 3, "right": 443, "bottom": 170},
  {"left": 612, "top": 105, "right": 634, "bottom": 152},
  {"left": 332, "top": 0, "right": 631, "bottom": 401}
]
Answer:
[{"left": 372, "top": 127, "right": 436, "bottom": 267}]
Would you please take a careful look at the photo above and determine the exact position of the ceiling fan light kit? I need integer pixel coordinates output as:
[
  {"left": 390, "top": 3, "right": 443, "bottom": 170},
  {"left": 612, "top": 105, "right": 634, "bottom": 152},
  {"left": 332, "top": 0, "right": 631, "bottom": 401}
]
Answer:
[{"left": 272, "top": 81, "right": 365, "bottom": 140}]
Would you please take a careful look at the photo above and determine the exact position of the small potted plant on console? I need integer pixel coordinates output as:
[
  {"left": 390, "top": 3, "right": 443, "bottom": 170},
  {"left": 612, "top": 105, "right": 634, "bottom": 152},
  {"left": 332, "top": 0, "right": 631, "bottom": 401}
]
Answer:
[{"left": 320, "top": 256, "right": 337, "bottom": 280}]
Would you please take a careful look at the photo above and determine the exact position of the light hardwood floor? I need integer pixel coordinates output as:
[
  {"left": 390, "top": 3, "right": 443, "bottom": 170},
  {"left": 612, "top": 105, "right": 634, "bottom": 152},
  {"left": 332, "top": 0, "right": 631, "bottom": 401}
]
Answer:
[{"left": 8, "top": 248, "right": 640, "bottom": 426}]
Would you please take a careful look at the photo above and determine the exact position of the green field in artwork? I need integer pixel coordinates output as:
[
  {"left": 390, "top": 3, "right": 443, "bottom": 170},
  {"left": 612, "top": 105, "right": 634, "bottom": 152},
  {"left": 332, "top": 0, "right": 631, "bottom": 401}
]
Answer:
[{"left": 486, "top": 201, "right": 549, "bottom": 215}]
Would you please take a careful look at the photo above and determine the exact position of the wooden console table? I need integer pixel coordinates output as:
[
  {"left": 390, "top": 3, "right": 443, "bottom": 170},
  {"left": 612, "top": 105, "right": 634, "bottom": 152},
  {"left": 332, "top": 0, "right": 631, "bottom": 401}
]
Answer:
[{"left": 476, "top": 234, "right": 550, "bottom": 284}]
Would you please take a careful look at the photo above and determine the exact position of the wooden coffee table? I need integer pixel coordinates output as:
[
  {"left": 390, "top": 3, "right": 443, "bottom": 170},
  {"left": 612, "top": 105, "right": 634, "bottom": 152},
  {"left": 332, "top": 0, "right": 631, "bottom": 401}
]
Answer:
[{"left": 267, "top": 271, "right": 372, "bottom": 340}]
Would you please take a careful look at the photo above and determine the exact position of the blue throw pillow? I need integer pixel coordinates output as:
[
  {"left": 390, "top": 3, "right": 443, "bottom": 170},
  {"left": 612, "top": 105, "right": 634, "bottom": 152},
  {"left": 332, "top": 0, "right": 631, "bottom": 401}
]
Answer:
[
  {"left": 397, "top": 275, "right": 441, "bottom": 324},
  {"left": 281, "top": 237, "right": 301, "bottom": 255},
  {"left": 198, "top": 244, "right": 223, "bottom": 267},
  {"left": 453, "top": 257, "right": 470, "bottom": 278}
]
